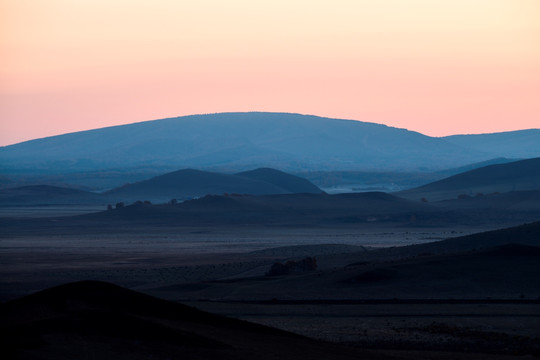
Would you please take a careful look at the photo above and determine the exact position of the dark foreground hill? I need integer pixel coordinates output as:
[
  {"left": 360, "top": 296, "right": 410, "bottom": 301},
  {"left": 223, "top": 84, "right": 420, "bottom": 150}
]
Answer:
[
  {"left": 397, "top": 157, "right": 540, "bottom": 201},
  {"left": 0, "top": 280, "right": 391, "bottom": 360},
  {"left": 105, "top": 167, "right": 323, "bottom": 203}
]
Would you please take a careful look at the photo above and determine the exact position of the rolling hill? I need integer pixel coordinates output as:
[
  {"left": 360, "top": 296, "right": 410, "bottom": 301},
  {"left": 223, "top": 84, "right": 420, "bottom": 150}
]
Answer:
[
  {"left": 0, "top": 168, "right": 323, "bottom": 206},
  {"left": 0, "top": 112, "right": 512, "bottom": 175},
  {"left": 0, "top": 280, "right": 378, "bottom": 360},
  {"left": 397, "top": 157, "right": 540, "bottom": 201},
  {"left": 104, "top": 167, "right": 323, "bottom": 203},
  {"left": 147, "top": 221, "right": 540, "bottom": 302}
]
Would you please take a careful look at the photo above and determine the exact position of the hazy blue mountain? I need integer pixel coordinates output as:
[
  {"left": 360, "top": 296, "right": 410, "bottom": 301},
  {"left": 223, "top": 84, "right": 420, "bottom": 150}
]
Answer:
[
  {"left": 433, "top": 157, "right": 519, "bottom": 177},
  {"left": 443, "top": 129, "right": 540, "bottom": 159},
  {"left": 0, "top": 112, "right": 502, "bottom": 174},
  {"left": 104, "top": 168, "right": 323, "bottom": 203},
  {"left": 397, "top": 157, "right": 540, "bottom": 201}
]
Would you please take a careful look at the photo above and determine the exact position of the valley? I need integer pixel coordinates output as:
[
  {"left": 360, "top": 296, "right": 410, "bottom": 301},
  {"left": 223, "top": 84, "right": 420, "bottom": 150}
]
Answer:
[{"left": 1, "top": 114, "right": 539, "bottom": 359}]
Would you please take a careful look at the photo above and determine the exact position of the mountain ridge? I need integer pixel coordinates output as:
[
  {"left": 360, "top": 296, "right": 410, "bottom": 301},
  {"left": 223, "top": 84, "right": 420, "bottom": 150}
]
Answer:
[
  {"left": 4, "top": 112, "right": 534, "bottom": 174},
  {"left": 105, "top": 167, "right": 323, "bottom": 203}
]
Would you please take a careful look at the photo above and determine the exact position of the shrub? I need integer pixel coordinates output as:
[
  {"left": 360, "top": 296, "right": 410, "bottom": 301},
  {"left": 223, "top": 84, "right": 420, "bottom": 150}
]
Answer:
[{"left": 266, "top": 257, "right": 317, "bottom": 276}]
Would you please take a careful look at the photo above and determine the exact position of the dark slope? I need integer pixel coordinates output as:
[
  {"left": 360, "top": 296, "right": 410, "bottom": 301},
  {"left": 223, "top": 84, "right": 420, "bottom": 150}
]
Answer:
[
  {"left": 236, "top": 168, "right": 324, "bottom": 194},
  {"left": 149, "top": 222, "right": 540, "bottom": 302},
  {"left": 170, "top": 244, "right": 540, "bottom": 301},
  {"left": 69, "top": 192, "right": 441, "bottom": 227},
  {"left": 0, "top": 112, "right": 490, "bottom": 174},
  {"left": 0, "top": 281, "right": 378, "bottom": 360},
  {"left": 435, "top": 157, "right": 519, "bottom": 176},
  {"left": 3, "top": 191, "right": 540, "bottom": 236},
  {"left": 340, "top": 244, "right": 540, "bottom": 299},
  {"left": 433, "top": 190, "right": 540, "bottom": 212},
  {"left": 335, "top": 220, "right": 540, "bottom": 263},
  {"left": 0, "top": 185, "right": 100, "bottom": 205},
  {"left": 0, "top": 192, "right": 449, "bottom": 236},
  {"left": 332, "top": 220, "right": 540, "bottom": 266},
  {"left": 104, "top": 168, "right": 319, "bottom": 203},
  {"left": 397, "top": 157, "right": 540, "bottom": 201},
  {"left": 443, "top": 129, "right": 540, "bottom": 159}
]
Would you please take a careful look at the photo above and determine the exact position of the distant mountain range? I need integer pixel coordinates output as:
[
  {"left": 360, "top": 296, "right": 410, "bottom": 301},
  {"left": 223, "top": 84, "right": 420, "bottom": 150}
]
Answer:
[
  {"left": 105, "top": 167, "right": 323, "bottom": 203},
  {"left": 0, "top": 168, "right": 323, "bottom": 206},
  {"left": 2, "top": 112, "right": 538, "bottom": 175}
]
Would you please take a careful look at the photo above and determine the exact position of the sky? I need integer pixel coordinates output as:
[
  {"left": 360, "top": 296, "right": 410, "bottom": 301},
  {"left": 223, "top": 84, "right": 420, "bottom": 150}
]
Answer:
[{"left": 1, "top": 0, "right": 539, "bottom": 146}]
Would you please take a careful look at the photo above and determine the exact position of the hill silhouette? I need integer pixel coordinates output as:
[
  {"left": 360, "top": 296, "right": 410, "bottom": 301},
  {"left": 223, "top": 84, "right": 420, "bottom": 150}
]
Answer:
[
  {"left": 3, "top": 190, "right": 540, "bottom": 236},
  {"left": 0, "top": 112, "right": 509, "bottom": 174},
  {"left": 397, "top": 157, "right": 540, "bottom": 201},
  {"left": 0, "top": 280, "right": 384, "bottom": 360},
  {"left": 84, "top": 192, "right": 439, "bottom": 227},
  {"left": 104, "top": 167, "right": 323, "bottom": 203},
  {"left": 0, "top": 168, "right": 323, "bottom": 206}
]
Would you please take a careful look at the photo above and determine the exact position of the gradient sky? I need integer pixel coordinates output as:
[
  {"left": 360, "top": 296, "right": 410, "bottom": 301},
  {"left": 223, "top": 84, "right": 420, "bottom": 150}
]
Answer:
[{"left": 1, "top": 0, "right": 539, "bottom": 146}]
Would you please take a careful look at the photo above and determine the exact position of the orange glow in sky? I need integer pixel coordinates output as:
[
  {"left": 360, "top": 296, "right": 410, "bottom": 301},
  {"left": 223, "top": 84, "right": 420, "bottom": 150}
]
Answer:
[{"left": 1, "top": 0, "right": 539, "bottom": 145}]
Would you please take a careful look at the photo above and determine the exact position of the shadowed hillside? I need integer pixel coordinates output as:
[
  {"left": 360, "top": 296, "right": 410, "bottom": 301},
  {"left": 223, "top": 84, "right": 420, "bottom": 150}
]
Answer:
[
  {"left": 147, "top": 221, "right": 540, "bottom": 301},
  {"left": 397, "top": 157, "right": 540, "bottom": 201},
  {"left": 105, "top": 168, "right": 323, "bottom": 203},
  {"left": 0, "top": 192, "right": 446, "bottom": 236},
  {"left": 0, "top": 280, "right": 388, "bottom": 360},
  {"left": 3, "top": 191, "right": 540, "bottom": 236},
  {"left": 236, "top": 167, "right": 323, "bottom": 194}
]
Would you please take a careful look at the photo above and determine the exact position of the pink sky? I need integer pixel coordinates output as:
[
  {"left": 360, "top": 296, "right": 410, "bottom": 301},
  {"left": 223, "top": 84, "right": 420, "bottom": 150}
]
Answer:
[{"left": 1, "top": 0, "right": 539, "bottom": 146}]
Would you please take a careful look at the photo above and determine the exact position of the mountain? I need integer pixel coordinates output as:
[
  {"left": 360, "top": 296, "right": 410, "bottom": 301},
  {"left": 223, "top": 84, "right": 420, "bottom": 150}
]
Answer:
[
  {"left": 104, "top": 168, "right": 323, "bottom": 203},
  {"left": 397, "top": 157, "right": 540, "bottom": 201},
  {"left": 443, "top": 129, "right": 540, "bottom": 159},
  {"left": 0, "top": 112, "right": 505, "bottom": 175},
  {"left": 0, "top": 280, "right": 375, "bottom": 360}
]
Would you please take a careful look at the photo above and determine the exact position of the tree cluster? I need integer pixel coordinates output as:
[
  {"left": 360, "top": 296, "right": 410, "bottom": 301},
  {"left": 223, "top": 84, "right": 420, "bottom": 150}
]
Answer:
[{"left": 266, "top": 257, "right": 317, "bottom": 276}]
